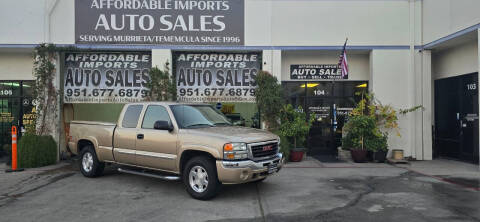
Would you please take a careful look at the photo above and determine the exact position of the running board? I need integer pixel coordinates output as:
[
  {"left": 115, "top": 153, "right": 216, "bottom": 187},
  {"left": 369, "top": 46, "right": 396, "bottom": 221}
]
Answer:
[{"left": 117, "top": 168, "right": 180, "bottom": 181}]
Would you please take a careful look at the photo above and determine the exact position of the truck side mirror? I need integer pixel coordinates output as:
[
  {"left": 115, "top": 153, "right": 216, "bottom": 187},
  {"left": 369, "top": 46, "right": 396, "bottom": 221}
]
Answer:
[{"left": 154, "top": 121, "right": 174, "bottom": 132}]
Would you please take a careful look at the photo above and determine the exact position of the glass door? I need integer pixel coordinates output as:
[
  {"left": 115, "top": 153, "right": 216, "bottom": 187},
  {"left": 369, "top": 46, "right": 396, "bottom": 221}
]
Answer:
[
  {"left": 307, "top": 97, "right": 334, "bottom": 155},
  {"left": 0, "top": 81, "right": 35, "bottom": 155}
]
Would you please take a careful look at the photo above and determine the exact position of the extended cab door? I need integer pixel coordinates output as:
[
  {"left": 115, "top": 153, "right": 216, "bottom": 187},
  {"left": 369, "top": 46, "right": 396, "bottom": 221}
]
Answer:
[
  {"left": 113, "top": 104, "right": 143, "bottom": 165},
  {"left": 135, "top": 105, "right": 177, "bottom": 171}
]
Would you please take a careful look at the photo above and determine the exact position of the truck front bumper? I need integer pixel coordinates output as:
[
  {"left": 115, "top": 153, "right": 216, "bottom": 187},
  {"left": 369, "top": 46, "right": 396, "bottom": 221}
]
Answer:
[{"left": 216, "top": 153, "right": 284, "bottom": 184}]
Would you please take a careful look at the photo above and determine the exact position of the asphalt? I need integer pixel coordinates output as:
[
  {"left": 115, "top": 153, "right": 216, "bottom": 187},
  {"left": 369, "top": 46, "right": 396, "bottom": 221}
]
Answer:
[{"left": 0, "top": 158, "right": 478, "bottom": 222}]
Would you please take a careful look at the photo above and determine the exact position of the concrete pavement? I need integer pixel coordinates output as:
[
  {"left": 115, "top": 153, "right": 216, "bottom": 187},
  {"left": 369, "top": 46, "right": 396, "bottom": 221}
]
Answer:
[{"left": 0, "top": 158, "right": 478, "bottom": 222}]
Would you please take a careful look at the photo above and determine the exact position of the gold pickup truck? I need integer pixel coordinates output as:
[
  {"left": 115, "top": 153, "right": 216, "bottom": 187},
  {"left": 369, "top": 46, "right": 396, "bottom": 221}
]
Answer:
[{"left": 68, "top": 102, "right": 284, "bottom": 200}]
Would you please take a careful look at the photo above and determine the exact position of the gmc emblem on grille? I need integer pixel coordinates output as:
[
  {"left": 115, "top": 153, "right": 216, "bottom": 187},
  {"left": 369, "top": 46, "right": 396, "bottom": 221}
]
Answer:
[{"left": 262, "top": 145, "right": 274, "bottom": 151}]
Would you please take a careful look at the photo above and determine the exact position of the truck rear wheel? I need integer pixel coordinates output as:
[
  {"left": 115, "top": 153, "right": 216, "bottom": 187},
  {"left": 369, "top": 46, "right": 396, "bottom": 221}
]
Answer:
[
  {"left": 183, "top": 156, "right": 220, "bottom": 200},
  {"left": 79, "top": 145, "right": 105, "bottom": 178}
]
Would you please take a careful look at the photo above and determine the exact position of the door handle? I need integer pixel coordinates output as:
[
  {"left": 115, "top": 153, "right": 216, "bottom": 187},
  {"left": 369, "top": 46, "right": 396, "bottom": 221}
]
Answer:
[{"left": 137, "top": 134, "right": 144, "bottom": 139}]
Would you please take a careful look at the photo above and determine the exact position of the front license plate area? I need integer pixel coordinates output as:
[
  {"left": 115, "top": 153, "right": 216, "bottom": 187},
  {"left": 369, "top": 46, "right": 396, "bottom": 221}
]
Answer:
[{"left": 267, "top": 163, "right": 278, "bottom": 174}]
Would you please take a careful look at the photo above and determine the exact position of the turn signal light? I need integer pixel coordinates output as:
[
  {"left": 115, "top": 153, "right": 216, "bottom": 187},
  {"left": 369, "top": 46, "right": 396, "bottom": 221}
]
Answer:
[{"left": 224, "top": 143, "right": 233, "bottom": 151}]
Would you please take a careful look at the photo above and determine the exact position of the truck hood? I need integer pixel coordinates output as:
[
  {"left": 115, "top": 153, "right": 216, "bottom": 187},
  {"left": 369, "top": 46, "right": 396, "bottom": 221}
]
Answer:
[{"left": 183, "top": 126, "right": 278, "bottom": 144}]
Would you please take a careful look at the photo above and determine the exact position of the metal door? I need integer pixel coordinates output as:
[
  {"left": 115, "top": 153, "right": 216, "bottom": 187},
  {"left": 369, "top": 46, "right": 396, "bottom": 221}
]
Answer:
[{"left": 435, "top": 73, "right": 479, "bottom": 163}]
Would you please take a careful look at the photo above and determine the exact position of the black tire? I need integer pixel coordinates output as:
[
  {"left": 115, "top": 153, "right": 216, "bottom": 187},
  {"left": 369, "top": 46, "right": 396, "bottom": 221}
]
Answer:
[
  {"left": 183, "top": 156, "right": 221, "bottom": 200},
  {"left": 79, "top": 145, "right": 105, "bottom": 178}
]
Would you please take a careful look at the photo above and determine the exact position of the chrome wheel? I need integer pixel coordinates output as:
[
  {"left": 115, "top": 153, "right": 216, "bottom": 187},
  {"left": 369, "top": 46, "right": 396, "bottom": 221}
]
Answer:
[
  {"left": 82, "top": 152, "right": 94, "bottom": 173},
  {"left": 189, "top": 166, "right": 209, "bottom": 193}
]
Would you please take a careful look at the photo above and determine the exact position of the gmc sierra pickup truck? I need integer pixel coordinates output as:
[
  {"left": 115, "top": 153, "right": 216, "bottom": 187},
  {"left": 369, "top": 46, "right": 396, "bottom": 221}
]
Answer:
[{"left": 68, "top": 102, "right": 284, "bottom": 200}]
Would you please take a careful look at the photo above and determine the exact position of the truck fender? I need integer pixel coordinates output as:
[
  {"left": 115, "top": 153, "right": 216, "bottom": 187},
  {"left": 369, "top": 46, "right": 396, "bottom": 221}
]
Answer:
[
  {"left": 177, "top": 145, "right": 222, "bottom": 172},
  {"left": 78, "top": 136, "right": 100, "bottom": 157}
]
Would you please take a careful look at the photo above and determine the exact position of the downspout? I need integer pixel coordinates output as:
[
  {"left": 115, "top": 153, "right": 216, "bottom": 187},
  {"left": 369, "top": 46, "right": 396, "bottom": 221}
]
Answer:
[
  {"left": 409, "top": 0, "right": 416, "bottom": 159},
  {"left": 45, "top": 0, "right": 59, "bottom": 43}
]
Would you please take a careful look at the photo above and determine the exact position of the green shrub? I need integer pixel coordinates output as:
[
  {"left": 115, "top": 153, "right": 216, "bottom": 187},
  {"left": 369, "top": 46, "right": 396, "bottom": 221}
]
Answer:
[
  {"left": 342, "top": 115, "right": 377, "bottom": 150},
  {"left": 275, "top": 131, "right": 292, "bottom": 162},
  {"left": 365, "top": 134, "right": 388, "bottom": 152},
  {"left": 18, "top": 134, "right": 57, "bottom": 168},
  {"left": 2, "top": 143, "right": 11, "bottom": 156},
  {"left": 279, "top": 104, "right": 315, "bottom": 149},
  {"left": 254, "top": 71, "right": 284, "bottom": 130}
]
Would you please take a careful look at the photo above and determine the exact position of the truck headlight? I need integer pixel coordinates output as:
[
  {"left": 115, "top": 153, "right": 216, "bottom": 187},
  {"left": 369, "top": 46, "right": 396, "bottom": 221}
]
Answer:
[{"left": 223, "top": 143, "right": 248, "bottom": 160}]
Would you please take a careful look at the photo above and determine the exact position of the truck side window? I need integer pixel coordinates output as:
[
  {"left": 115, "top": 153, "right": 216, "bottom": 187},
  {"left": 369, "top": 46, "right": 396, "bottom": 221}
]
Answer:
[
  {"left": 122, "top": 105, "right": 143, "bottom": 128},
  {"left": 142, "top": 105, "right": 171, "bottom": 129}
]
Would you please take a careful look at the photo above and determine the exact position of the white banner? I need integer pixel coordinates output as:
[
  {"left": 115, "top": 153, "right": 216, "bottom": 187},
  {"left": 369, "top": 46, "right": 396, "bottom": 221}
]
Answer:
[
  {"left": 174, "top": 52, "right": 261, "bottom": 103},
  {"left": 64, "top": 52, "right": 152, "bottom": 103}
]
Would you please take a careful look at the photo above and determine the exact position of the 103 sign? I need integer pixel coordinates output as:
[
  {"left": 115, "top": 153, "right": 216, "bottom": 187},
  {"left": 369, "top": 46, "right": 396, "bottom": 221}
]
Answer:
[{"left": 466, "top": 83, "right": 477, "bottom": 91}]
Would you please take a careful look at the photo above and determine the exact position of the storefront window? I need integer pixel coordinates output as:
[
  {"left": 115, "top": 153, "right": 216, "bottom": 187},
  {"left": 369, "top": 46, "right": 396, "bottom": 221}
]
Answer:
[
  {"left": 282, "top": 81, "right": 368, "bottom": 155},
  {"left": 306, "top": 82, "right": 332, "bottom": 97},
  {"left": 0, "top": 81, "right": 36, "bottom": 153},
  {"left": 283, "top": 82, "right": 306, "bottom": 111}
]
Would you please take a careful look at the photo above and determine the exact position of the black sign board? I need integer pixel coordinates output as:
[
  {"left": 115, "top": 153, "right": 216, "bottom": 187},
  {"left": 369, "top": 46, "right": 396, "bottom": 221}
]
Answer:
[
  {"left": 174, "top": 52, "right": 261, "bottom": 103},
  {"left": 290, "top": 64, "right": 347, "bottom": 80},
  {"left": 75, "top": 0, "right": 245, "bottom": 45},
  {"left": 64, "top": 52, "right": 152, "bottom": 103}
]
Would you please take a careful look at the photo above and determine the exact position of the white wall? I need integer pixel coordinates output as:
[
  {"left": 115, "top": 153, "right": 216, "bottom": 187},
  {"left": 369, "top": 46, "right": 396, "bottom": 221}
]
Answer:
[
  {"left": 1, "top": 0, "right": 479, "bottom": 47},
  {"left": 423, "top": 0, "right": 480, "bottom": 44},
  {"left": 0, "top": 0, "right": 414, "bottom": 46},
  {"left": 432, "top": 40, "right": 479, "bottom": 80},
  {"left": 281, "top": 51, "right": 370, "bottom": 81},
  {"left": 49, "top": 0, "right": 74, "bottom": 44},
  {"left": 370, "top": 50, "right": 417, "bottom": 158},
  {"left": 268, "top": 0, "right": 410, "bottom": 46},
  {"left": 0, "top": 0, "right": 46, "bottom": 44},
  {"left": 0, "top": 52, "right": 34, "bottom": 80}
]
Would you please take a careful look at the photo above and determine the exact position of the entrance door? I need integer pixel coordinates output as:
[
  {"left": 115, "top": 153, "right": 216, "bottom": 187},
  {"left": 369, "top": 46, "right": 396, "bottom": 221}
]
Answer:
[
  {"left": 435, "top": 73, "right": 479, "bottom": 163},
  {"left": 0, "top": 81, "right": 35, "bottom": 155},
  {"left": 307, "top": 97, "right": 334, "bottom": 155}
]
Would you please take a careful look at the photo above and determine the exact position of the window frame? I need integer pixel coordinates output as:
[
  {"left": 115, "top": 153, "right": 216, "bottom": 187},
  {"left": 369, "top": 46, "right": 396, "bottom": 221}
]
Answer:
[
  {"left": 121, "top": 104, "right": 144, "bottom": 128},
  {"left": 141, "top": 105, "right": 172, "bottom": 129}
]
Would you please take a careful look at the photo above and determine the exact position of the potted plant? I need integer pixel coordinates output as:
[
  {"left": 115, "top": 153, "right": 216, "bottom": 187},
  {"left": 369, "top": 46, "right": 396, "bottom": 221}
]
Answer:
[
  {"left": 342, "top": 115, "right": 376, "bottom": 162},
  {"left": 345, "top": 91, "right": 422, "bottom": 162},
  {"left": 279, "top": 104, "right": 315, "bottom": 162},
  {"left": 365, "top": 134, "right": 388, "bottom": 162}
]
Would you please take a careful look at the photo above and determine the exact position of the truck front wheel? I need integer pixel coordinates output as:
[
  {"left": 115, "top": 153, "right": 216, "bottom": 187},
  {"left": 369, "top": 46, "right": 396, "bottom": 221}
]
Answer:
[
  {"left": 183, "top": 156, "right": 221, "bottom": 200},
  {"left": 79, "top": 145, "right": 105, "bottom": 177}
]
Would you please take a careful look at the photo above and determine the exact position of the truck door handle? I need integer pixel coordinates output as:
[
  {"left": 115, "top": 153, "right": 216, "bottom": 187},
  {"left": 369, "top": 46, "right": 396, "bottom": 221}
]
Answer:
[{"left": 137, "top": 134, "right": 144, "bottom": 139}]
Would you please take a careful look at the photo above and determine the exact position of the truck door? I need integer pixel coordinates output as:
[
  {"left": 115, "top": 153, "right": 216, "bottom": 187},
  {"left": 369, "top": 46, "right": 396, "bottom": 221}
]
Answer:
[
  {"left": 113, "top": 104, "right": 143, "bottom": 165},
  {"left": 135, "top": 105, "right": 177, "bottom": 171}
]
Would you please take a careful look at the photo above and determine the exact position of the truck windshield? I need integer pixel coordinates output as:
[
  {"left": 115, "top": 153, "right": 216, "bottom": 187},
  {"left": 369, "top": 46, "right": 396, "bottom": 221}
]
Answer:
[{"left": 170, "top": 105, "right": 232, "bottom": 129}]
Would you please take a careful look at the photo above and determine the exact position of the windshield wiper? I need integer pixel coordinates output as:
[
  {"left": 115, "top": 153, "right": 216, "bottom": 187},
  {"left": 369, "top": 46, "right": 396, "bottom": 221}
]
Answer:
[
  {"left": 185, "top": 124, "right": 214, "bottom": 128},
  {"left": 213, "top": 123, "right": 231, "bottom": 126}
]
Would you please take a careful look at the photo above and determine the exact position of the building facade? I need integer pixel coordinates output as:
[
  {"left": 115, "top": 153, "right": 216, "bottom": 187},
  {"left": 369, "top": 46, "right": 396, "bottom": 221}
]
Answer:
[{"left": 0, "top": 0, "right": 479, "bottom": 163}]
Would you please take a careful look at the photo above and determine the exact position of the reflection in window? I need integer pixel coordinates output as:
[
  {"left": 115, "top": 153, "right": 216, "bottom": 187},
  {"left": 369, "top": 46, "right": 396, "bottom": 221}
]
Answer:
[
  {"left": 142, "top": 105, "right": 171, "bottom": 129},
  {"left": 122, "top": 105, "right": 143, "bottom": 128}
]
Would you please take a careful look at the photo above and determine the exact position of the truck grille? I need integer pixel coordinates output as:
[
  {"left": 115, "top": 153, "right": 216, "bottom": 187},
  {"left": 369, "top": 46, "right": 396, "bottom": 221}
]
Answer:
[{"left": 250, "top": 142, "right": 278, "bottom": 159}]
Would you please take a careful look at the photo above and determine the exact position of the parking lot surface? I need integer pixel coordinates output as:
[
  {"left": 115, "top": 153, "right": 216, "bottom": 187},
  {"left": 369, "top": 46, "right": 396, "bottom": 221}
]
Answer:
[{"left": 0, "top": 158, "right": 479, "bottom": 222}]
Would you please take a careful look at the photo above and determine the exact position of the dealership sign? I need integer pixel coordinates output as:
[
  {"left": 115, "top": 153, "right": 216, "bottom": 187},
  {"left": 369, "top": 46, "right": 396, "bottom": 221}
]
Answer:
[
  {"left": 64, "top": 52, "right": 152, "bottom": 103},
  {"left": 290, "top": 64, "right": 348, "bottom": 80},
  {"left": 174, "top": 52, "right": 261, "bottom": 103},
  {"left": 75, "top": 0, "right": 244, "bottom": 45}
]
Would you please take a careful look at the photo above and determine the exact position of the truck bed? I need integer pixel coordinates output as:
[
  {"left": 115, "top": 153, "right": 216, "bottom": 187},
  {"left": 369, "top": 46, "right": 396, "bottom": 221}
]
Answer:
[{"left": 69, "top": 120, "right": 117, "bottom": 162}]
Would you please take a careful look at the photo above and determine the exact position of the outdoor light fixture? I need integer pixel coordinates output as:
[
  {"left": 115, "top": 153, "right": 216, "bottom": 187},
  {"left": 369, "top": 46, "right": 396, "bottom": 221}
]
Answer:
[
  {"left": 356, "top": 83, "right": 367, "bottom": 88},
  {"left": 300, "top": 83, "right": 319, "bottom": 88}
]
